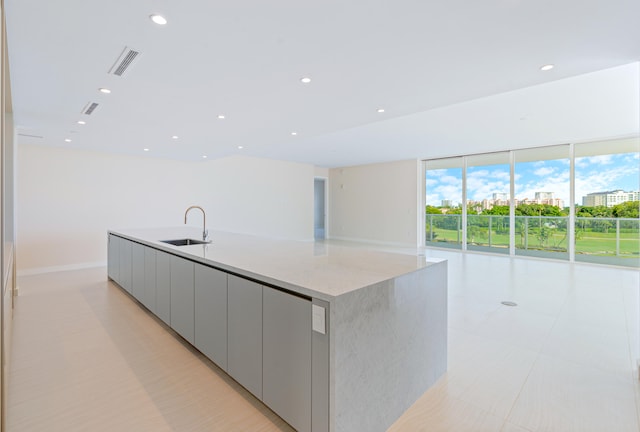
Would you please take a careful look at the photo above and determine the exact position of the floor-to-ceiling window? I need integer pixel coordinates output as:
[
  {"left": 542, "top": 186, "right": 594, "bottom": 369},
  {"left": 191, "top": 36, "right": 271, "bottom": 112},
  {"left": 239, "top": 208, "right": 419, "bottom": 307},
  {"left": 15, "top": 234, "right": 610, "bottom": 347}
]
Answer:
[
  {"left": 425, "top": 158, "right": 463, "bottom": 249},
  {"left": 466, "top": 152, "right": 510, "bottom": 254},
  {"left": 514, "top": 145, "right": 570, "bottom": 260},
  {"left": 574, "top": 138, "right": 640, "bottom": 267},
  {"left": 424, "top": 138, "right": 640, "bottom": 268}
]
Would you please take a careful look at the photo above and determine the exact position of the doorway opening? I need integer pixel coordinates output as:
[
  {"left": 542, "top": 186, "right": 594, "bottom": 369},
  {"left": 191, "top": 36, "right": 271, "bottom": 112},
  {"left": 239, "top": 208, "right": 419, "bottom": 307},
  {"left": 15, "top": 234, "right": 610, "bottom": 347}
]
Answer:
[{"left": 314, "top": 178, "right": 327, "bottom": 240}]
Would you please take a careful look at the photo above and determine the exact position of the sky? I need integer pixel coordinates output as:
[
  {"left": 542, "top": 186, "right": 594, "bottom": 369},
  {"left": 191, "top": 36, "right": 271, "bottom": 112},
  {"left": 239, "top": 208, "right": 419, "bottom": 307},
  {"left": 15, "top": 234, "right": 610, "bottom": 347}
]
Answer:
[{"left": 426, "top": 152, "right": 639, "bottom": 207}]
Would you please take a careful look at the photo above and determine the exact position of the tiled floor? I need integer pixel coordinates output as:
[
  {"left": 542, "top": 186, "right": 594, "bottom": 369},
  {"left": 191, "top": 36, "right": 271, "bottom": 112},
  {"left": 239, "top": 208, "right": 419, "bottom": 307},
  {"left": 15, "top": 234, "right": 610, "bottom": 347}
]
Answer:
[{"left": 7, "top": 250, "right": 640, "bottom": 431}]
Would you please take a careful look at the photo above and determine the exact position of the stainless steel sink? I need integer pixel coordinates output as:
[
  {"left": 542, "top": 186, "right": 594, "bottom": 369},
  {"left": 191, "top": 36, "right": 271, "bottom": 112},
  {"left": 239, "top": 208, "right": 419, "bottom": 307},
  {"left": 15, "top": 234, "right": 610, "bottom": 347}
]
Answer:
[{"left": 160, "top": 238, "right": 211, "bottom": 246}]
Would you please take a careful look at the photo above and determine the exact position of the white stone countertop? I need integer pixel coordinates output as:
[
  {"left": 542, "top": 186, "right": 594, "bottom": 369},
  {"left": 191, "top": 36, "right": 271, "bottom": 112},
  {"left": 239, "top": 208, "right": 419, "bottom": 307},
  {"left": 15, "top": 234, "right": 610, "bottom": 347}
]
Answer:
[{"left": 109, "top": 227, "right": 444, "bottom": 301}]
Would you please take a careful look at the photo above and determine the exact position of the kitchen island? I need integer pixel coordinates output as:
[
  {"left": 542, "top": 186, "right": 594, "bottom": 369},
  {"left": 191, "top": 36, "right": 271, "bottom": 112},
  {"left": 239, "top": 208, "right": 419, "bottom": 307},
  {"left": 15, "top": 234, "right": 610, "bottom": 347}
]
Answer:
[{"left": 107, "top": 227, "right": 447, "bottom": 432}]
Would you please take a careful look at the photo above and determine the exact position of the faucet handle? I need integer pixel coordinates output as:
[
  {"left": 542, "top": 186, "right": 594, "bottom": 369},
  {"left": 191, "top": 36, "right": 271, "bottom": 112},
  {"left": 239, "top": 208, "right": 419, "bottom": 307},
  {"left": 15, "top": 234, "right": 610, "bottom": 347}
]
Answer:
[{"left": 203, "top": 229, "right": 209, "bottom": 242}]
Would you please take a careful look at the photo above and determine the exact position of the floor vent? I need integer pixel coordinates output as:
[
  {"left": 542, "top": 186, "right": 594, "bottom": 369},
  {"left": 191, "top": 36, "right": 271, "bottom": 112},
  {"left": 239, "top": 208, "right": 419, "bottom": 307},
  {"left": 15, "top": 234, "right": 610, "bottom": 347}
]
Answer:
[
  {"left": 82, "top": 102, "right": 99, "bottom": 115},
  {"left": 109, "top": 47, "right": 141, "bottom": 76}
]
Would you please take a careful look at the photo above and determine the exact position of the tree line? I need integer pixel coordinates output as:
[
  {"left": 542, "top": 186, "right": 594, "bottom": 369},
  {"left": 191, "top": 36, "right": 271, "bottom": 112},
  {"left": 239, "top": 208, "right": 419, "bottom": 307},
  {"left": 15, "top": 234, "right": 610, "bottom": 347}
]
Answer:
[{"left": 426, "top": 201, "right": 639, "bottom": 219}]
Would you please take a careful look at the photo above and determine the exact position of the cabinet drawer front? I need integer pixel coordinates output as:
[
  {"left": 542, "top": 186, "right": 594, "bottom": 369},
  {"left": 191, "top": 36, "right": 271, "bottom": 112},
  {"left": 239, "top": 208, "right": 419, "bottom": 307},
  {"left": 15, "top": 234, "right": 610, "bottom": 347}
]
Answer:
[
  {"left": 227, "top": 275, "right": 263, "bottom": 398},
  {"left": 263, "top": 287, "right": 312, "bottom": 432},
  {"left": 195, "top": 264, "right": 228, "bottom": 370}
]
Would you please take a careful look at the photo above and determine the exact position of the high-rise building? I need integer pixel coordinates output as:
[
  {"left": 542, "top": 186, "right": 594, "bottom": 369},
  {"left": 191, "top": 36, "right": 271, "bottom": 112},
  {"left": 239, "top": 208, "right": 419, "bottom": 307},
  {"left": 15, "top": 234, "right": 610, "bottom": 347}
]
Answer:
[
  {"left": 535, "top": 192, "right": 554, "bottom": 200},
  {"left": 492, "top": 193, "right": 508, "bottom": 201},
  {"left": 582, "top": 190, "right": 640, "bottom": 207}
]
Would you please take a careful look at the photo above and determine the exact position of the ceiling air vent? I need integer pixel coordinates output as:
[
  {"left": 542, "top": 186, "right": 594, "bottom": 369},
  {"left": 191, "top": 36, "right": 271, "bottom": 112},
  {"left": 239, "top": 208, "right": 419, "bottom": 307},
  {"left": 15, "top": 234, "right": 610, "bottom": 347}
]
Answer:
[
  {"left": 82, "top": 102, "right": 99, "bottom": 115},
  {"left": 108, "top": 46, "right": 141, "bottom": 76}
]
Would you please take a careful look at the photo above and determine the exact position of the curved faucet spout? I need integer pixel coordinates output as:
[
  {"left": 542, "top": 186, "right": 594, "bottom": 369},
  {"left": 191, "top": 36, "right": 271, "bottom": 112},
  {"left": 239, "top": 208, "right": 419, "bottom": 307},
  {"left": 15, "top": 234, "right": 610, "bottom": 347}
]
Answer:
[{"left": 184, "top": 205, "right": 208, "bottom": 241}]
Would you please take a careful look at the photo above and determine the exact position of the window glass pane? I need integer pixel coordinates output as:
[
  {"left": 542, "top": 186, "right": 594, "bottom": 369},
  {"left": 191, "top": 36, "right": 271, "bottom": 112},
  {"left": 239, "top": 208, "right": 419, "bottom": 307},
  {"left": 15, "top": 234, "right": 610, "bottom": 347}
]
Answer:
[
  {"left": 466, "top": 152, "right": 510, "bottom": 254},
  {"left": 574, "top": 137, "right": 640, "bottom": 267},
  {"left": 514, "top": 145, "right": 570, "bottom": 260},
  {"left": 425, "top": 158, "right": 463, "bottom": 249}
]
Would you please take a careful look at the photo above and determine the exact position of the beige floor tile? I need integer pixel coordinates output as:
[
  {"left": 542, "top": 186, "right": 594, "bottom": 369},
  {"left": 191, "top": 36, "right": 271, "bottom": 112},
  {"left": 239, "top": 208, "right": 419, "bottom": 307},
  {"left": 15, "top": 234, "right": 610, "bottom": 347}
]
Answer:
[
  {"left": 471, "top": 306, "right": 557, "bottom": 352},
  {"left": 501, "top": 422, "right": 534, "bottom": 432},
  {"left": 8, "top": 252, "right": 640, "bottom": 432},
  {"left": 507, "top": 354, "right": 639, "bottom": 432},
  {"left": 388, "top": 379, "right": 506, "bottom": 432},
  {"left": 8, "top": 268, "right": 293, "bottom": 432},
  {"left": 541, "top": 318, "right": 633, "bottom": 374}
]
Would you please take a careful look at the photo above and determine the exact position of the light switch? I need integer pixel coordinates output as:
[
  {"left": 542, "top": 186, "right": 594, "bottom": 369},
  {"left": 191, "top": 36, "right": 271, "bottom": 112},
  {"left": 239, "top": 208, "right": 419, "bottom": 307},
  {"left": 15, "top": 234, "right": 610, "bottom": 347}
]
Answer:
[{"left": 312, "top": 304, "right": 326, "bottom": 334}]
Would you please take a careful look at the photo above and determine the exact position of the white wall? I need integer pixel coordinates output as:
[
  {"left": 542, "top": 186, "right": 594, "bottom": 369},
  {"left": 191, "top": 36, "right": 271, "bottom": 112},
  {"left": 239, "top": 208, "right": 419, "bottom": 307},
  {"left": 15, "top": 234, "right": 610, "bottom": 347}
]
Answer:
[
  {"left": 17, "top": 145, "right": 314, "bottom": 274},
  {"left": 201, "top": 155, "right": 314, "bottom": 240},
  {"left": 329, "top": 159, "right": 422, "bottom": 246}
]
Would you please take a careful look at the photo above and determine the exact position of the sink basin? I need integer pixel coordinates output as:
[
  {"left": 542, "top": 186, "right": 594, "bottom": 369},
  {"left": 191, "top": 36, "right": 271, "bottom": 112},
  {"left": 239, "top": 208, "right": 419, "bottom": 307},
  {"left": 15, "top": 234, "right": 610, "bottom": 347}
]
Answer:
[{"left": 160, "top": 238, "right": 210, "bottom": 246}]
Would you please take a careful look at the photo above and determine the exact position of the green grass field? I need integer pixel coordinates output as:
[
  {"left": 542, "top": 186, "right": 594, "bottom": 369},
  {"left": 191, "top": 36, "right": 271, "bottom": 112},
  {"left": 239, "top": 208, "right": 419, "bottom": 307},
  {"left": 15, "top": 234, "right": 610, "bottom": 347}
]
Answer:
[{"left": 427, "top": 227, "right": 639, "bottom": 257}]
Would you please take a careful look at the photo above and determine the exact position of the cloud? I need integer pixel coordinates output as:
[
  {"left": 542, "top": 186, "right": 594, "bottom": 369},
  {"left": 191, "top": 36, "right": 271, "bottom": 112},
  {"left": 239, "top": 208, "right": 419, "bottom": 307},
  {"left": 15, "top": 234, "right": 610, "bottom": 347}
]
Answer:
[
  {"left": 533, "top": 167, "right": 555, "bottom": 176},
  {"left": 575, "top": 164, "right": 639, "bottom": 201},
  {"left": 440, "top": 175, "right": 460, "bottom": 185},
  {"left": 426, "top": 151, "right": 637, "bottom": 207},
  {"left": 575, "top": 154, "right": 613, "bottom": 168},
  {"left": 467, "top": 169, "right": 490, "bottom": 179}
]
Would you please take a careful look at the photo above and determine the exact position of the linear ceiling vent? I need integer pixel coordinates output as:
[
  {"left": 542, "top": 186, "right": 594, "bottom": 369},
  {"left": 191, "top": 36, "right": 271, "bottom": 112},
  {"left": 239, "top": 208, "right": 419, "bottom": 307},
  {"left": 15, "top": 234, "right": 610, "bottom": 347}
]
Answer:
[
  {"left": 82, "top": 102, "right": 99, "bottom": 115},
  {"left": 108, "top": 46, "right": 141, "bottom": 76}
]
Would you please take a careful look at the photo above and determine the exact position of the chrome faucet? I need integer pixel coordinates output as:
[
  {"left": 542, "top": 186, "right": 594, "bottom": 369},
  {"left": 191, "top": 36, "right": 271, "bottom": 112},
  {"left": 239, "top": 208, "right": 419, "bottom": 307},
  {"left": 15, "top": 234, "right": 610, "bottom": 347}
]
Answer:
[{"left": 184, "top": 205, "right": 208, "bottom": 241}]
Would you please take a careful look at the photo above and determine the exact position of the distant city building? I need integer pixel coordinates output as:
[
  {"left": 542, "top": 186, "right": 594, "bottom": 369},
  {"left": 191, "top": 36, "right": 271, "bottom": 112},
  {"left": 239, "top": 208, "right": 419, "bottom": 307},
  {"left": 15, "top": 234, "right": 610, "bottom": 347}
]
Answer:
[
  {"left": 441, "top": 199, "right": 453, "bottom": 207},
  {"left": 535, "top": 192, "right": 554, "bottom": 200},
  {"left": 467, "top": 191, "right": 565, "bottom": 211},
  {"left": 517, "top": 192, "right": 564, "bottom": 208},
  {"left": 582, "top": 190, "right": 640, "bottom": 207},
  {"left": 492, "top": 193, "right": 508, "bottom": 201}
]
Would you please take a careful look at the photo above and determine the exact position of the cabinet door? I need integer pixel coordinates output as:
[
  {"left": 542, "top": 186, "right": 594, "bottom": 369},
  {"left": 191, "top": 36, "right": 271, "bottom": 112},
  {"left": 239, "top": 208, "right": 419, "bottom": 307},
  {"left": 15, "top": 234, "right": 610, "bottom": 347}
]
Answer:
[
  {"left": 227, "top": 275, "right": 262, "bottom": 398},
  {"left": 131, "top": 243, "right": 145, "bottom": 301},
  {"left": 118, "top": 238, "right": 133, "bottom": 293},
  {"left": 263, "top": 287, "right": 312, "bottom": 432},
  {"left": 194, "top": 264, "right": 227, "bottom": 370},
  {"left": 107, "top": 235, "right": 119, "bottom": 282},
  {"left": 170, "top": 256, "right": 195, "bottom": 344},
  {"left": 155, "top": 251, "right": 171, "bottom": 326},
  {"left": 143, "top": 247, "right": 157, "bottom": 312}
]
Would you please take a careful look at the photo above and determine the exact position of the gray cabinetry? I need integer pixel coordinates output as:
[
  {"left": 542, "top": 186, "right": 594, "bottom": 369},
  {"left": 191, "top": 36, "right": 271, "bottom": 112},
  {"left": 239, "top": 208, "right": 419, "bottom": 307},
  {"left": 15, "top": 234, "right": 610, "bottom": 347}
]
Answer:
[
  {"left": 155, "top": 250, "right": 171, "bottom": 325},
  {"left": 107, "top": 234, "right": 119, "bottom": 282},
  {"left": 227, "top": 275, "right": 262, "bottom": 398},
  {"left": 170, "top": 256, "right": 195, "bottom": 344},
  {"left": 118, "top": 237, "right": 132, "bottom": 293},
  {"left": 263, "top": 287, "right": 312, "bottom": 432},
  {"left": 131, "top": 242, "right": 145, "bottom": 301},
  {"left": 194, "top": 264, "right": 228, "bottom": 370},
  {"left": 107, "top": 234, "right": 330, "bottom": 432},
  {"left": 143, "top": 247, "right": 157, "bottom": 312}
]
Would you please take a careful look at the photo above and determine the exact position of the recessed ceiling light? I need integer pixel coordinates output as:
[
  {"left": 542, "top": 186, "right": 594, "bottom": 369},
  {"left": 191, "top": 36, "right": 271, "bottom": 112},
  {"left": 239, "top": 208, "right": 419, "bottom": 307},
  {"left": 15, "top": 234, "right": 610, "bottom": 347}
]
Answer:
[
  {"left": 202, "top": 155, "right": 208, "bottom": 159},
  {"left": 377, "top": 108, "right": 385, "bottom": 113},
  {"left": 143, "top": 148, "right": 150, "bottom": 152},
  {"left": 300, "top": 77, "right": 311, "bottom": 84},
  {"left": 238, "top": 146, "right": 244, "bottom": 149},
  {"left": 172, "top": 135, "right": 179, "bottom": 139},
  {"left": 540, "top": 64, "right": 554, "bottom": 71},
  {"left": 64, "top": 138, "right": 72, "bottom": 142},
  {"left": 291, "top": 132, "right": 297, "bottom": 136},
  {"left": 99, "top": 88, "right": 111, "bottom": 94},
  {"left": 217, "top": 115, "right": 225, "bottom": 119},
  {"left": 77, "top": 120, "right": 86, "bottom": 125},
  {"left": 150, "top": 14, "right": 167, "bottom": 25}
]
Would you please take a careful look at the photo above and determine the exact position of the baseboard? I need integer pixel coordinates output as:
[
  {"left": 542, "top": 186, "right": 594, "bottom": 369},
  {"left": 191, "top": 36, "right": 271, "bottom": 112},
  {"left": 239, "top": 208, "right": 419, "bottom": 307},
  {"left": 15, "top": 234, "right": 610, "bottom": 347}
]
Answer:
[{"left": 17, "top": 261, "right": 107, "bottom": 277}]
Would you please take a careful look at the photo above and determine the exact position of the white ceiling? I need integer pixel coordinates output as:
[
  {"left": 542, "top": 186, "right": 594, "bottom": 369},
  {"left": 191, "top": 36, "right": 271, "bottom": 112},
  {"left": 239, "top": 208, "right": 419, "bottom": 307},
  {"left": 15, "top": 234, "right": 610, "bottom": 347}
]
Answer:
[{"left": 6, "top": 0, "right": 640, "bottom": 168}]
